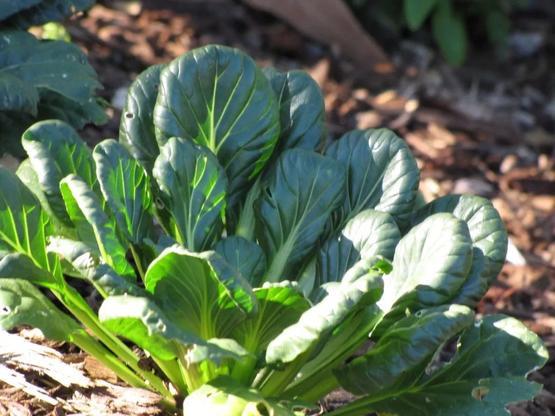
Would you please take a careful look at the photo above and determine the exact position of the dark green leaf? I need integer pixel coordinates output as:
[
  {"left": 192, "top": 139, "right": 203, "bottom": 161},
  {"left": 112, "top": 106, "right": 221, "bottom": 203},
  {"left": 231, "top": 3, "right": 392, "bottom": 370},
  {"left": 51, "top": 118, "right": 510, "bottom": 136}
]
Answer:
[
  {"left": 412, "top": 195, "right": 508, "bottom": 307},
  {"left": 3, "top": 0, "right": 95, "bottom": 28},
  {"left": 59, "top": 175, "right": 135, "bottom": 279},
  {"left": 325, "top": 128, "right": 419, "bottom": 229},
  {"left": 404, "top": 0, "right": 439, "bottom": 30},
  {"left": 94, "top": 139, "right": 153, "bottom": 246},
  {"left": 255, "top": 149, "right": 346, "bottom": 282},
  {"left": 0, "top": 0, "right": 41, "bottom": 20},
  {"left": 153, "top": 45, "right": 280, "bottom": 205},
  {"left": 335, "top": 304, "right": 474, "bottom": 396},
  {"left": 432, "top": 2, "right": 468, "bottom": 66},
  {"left": 315, "top": 209, "right": 400, "bottom": 287},
  {"left": 0, "top": 72, "right": 39, "bottom": 114},
  {"left": 153, "top": 137, "right": 227, "bottom": 251},
  {"left": 214, "top": 236, "right": 267, "bottom": 287},
  {"left": 119, "top": 64, "right": 164, "bottom": 171},
  {"left": 22, "top": 120, "right": 98, "bottom": 225},
  {"left": 263, "top": 68, "right": 325, "bottom": 152},
  {"left": 0, "top": 278, "right": 80, "bottom": 342},
  {"left": 378, "top": 213, "right": 473, "bottom": 313}
]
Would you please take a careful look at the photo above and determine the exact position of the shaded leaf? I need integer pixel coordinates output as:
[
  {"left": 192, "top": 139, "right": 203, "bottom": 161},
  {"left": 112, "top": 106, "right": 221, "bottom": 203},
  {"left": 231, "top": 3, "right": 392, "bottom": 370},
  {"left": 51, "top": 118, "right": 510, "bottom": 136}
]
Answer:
[
  {"left": 214, "top": 236, "right": 267, "bottom": 287},
  {"left": 404, "top": 0, "right": 438, "bottom": 30}
]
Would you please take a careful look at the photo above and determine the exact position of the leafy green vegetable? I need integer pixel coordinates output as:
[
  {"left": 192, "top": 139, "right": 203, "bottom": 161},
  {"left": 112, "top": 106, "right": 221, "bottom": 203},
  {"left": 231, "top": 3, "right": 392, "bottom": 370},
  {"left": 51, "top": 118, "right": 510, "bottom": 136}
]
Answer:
[{"left": 0, "top": 44, "right": 544, "bottom": 416}]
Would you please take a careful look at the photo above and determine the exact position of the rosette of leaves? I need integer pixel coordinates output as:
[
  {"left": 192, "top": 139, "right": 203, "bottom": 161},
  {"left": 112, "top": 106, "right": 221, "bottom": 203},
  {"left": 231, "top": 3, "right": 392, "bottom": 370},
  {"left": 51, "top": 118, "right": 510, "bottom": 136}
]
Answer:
[
  {"left": 0, "top": 0, "right": 105, "bottom": 157},
  {"left": 0, "top": 45, "right": 547, "bottom": 415}
]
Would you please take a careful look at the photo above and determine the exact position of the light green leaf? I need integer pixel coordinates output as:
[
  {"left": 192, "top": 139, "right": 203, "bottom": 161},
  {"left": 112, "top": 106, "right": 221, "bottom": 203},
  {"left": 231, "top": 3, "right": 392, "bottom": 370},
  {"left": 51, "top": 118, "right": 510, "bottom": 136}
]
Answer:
[
  {"left": 255, "top": 149, "right": 346, "bottom": 282},
  {"left": 315, "top": 209, "right": 400, "bottom": 288},
  {"left": 232, "top": 284, "right": 310, "bottom": 354},
  {"left": 325, "top": 128, "right": 419, "bottom": 229},
  {"left": 153, "top": 45, "right": 280, "bottom": 206},
  {"left": 335, "top": 304, "right": 474, "bottom": 396},
  {"left": 214, "top": 236, "right": 267, "bottom": 287},
  {"left": 432, "top": 1, "right": 468, "bottom": 66},
  {"left": 119, "top": 64, "right": 164, "bottom": 171},
  {"left": 153, "top": 137, "right": 227, "bottom": 251},
  {"left": 266, "top": 271, "right": 382, "bottom": 366},
  {"left": 187, "top": 338, "right": 251, "bottom": 365},
  {"left": 404, "top": 0, "right": 439, "bottom": 30},
  {"left": 59, "top": 175, "right": 135, "bottom": 279},
  {"left": 144, "top": 245, "right": 256, "bottom": 338},
  {"left": 0, "top": 252, "right": 56, "bottom": 289},
  {"left": 22, "top": 120, "right": 98, "bottom": 225},
  {"left": 378, "top": 213, "right": 473, "bottom": 313},
  {"left": 99, "top": 295, "right": 201, "bottom": 360},
  {"left": 263, "top": 68, "right": 325, "bottom": 152},
  {"left": 0, "top": 167, "right": 53, "bottom": 271},
  {"left": 94, "top": 139, "right": 153, "bottom": 246},
  {"left": 182, "top": 377, "right": 296, "bottom": 416},
  {"left": 0, "top": 278, "right": 81, "bottom": 342},
  {"left": 412, "top": 195, "right": 508, "bottom": 307}
]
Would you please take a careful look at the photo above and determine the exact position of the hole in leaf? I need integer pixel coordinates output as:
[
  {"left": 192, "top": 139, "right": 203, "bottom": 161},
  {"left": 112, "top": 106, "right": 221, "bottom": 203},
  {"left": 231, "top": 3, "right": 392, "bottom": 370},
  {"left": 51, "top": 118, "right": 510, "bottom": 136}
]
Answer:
[
  {"left": 1, "top": 305, "right": 10, "bottom": 314},
  {"left": 471, "top": 385, "right": 490, "bottom": 401},
  {"left": 125, "top": 112, "right": 134, "bottom": 119},
  {"left": 256, "top": 403, "right": 270, "bottom": 416}
]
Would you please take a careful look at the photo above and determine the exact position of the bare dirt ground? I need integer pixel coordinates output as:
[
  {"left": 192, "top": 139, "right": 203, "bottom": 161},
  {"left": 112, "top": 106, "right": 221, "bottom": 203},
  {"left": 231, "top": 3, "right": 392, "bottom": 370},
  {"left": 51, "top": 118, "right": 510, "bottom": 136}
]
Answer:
[{"left": 1, "top": 1, "right": 554, "bottom": 414}]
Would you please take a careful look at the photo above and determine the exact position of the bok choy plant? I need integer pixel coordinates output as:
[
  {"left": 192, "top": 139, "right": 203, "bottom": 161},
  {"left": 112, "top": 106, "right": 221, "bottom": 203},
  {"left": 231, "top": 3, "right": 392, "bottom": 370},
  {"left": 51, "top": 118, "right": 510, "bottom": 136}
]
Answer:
[{"left": 0, "top": 45, "right": 547, "bottom": 415}]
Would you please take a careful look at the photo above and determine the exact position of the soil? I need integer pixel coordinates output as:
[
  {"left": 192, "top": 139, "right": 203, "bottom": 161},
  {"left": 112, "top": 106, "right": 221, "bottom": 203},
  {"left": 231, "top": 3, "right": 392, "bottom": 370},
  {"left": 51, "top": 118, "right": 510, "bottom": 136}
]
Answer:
[{"left": 1, "top": 1, "right": 554, "bottom": 414}]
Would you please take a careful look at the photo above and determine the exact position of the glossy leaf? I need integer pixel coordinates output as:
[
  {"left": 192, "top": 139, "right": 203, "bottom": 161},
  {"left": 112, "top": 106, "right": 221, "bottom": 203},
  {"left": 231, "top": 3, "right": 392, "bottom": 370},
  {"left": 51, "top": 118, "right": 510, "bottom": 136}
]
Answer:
[
  {"left": 255, "top": 149, "right": 346, "bottom": 282},
  {"left": 325, "top": 128, "right": 419, "bottom": 229},
  {"left": 263, "top": 68, "right": 325, "bottom": 151},
  {"left": 94, "top": 139, "right": 153, "bottom": 245},
  {"left": 153, "top": 137, "right": 227, "bottom": 251},
  {"left": 0, "top": 167, "right": 53, "bottom": 271},
  {"left": 315, "top": 209, "right": 400, "bottom": 287},
  {"left": 335, "top": 304, "right": 474, "bottom": 396},
  {"left": 378, "top": 213, "right": 473, "bottom": 312},
  {"left": 144, "top": 245, "right": 256, "bottom": 338},
  {"left": 22, "top": 120, "right": 98, "bottom": 225},
  {"left": 412, "top": 195, "right": 508, "bottom": 307},
  {"left": 119, "top": 64, "right": 164, "bottom": 171},
  {"left": 0, "top": 278, "right": 80, "bottom": 342},
  {"left": 60, "top": 175, "right": 135, "bottom": 279},
  {"left": 266, "top": 271, "right": 382, "bottom": 366},
  {"left": 214, "top": 236, "right": 267, "bottom": 287},
  {"left": 154, "top": 45, "right": 280, "bottom": 205}
]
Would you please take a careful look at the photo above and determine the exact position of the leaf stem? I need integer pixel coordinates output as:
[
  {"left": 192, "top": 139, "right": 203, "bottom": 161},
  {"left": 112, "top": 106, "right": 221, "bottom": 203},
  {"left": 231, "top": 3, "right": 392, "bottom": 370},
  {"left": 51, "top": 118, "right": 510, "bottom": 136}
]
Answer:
[{"left": 130, "top": 244, "right": 146, "bottom": 281}]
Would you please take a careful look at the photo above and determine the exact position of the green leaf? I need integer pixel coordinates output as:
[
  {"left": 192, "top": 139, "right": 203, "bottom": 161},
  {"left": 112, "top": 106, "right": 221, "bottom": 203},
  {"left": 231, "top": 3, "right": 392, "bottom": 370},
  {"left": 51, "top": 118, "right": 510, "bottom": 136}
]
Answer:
[
  {"left": 0, "top": 278, "right": 80, "bottom": 342},
  {"left": 93, "top": 139, "right": 153, "bottom": 246},
  {"left": 187, "top": 338, "right": 252, "bottom": 365},
  {"left": 404, "top": 0, "right": 439, "bottom": 30},
  {"left": 2, "top": 0, "right": 95, "bottom": 28},
  {"left": 59, "top": 175, "right": 135, "bottom": 279},
  {"left": 182, "top": 377, "right": 296, "bottom": 416},
  {"left": 325, "top": 128, "right": 419, "bottom": 229},
  {"left": 144, "top": 245, "right": 256, "bottom": 338},
  {"left": 0, "top": 31, "right": 100, "bottom": 103},
  {"left": 335, "top": 304, "right": 474, "bottom": 396},
  {"left": 339, "top": 314, "right": 548, "bottom": 416},
  {"left": 35, "top": 91, "right": 107, "bottom": 129},
  {"left": 119, "top": 64, "right": 164, "bottom": 171},
  {"left": 485, "top": 10, "right": 510, "bottom": 47},
  {"left": 315, "top": 209, "right": 400, "bottom": 288},
  {"left": 47, "top": 236, "right": 145, "bottom": 298},
  {"left": 0, "top": 72, "right": 39, "bottom": 114},
  {"left": 266, "top": 271, "right": 382, "bottom": 366},
  {"left": 432, "top": 1, "right": 468, "bottom": 66},
  {"left": 0, "top": 167, "right": 53, "bottom": 271},
  {"left": 0, "top": 252, "right": 56, "bottom": 289},
  {"left": 153, "top": 137, "right": 227, "bottom": 251},
  {"left": 232, "top": 284, "right": 310, "bottom": 354},
  {"left": 214, "top": 236, "right": 267, "bottom": 287},
  {"left": 255, "top": 149, "right": 346, "bottom": 282},
  {"left": 99, "top": 295, "right": 201, "bottom": 360},
  {"left": 263, "top": 68, "right": 325, "bottom": 152},
  {"left": 153, "top": 45, "right": 280, "bottom": 206},
  {"left": 378, "top": 213, "right": 473, "bottom": 313},
  {"left": 22, "top": 120, "right": 98, "bottom": 225},
  {"left": 0, "top": 0, "right": 41, "bottom": 20},
  {"left": 412, "top": 195, "right": 508, "bottom": 307}
]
